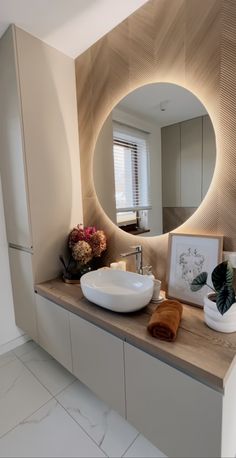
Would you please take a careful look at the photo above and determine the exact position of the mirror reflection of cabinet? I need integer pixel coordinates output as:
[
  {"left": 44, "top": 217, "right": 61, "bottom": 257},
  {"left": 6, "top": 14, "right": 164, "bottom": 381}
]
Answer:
[
  {"left": 161, "top": 123, "right": 181, "bottom": 207},
  {"left": 202, "top": 115, "right": 216, "bottom": 198},
  {"left": 162, "top": 115, "right": 215, "bottom": 233}
]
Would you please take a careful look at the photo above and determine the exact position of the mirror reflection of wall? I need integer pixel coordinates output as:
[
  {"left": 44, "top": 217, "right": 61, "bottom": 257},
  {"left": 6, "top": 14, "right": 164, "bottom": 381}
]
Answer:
[{"left": 93, "top": 83, "right": 216, "bottom": 237}]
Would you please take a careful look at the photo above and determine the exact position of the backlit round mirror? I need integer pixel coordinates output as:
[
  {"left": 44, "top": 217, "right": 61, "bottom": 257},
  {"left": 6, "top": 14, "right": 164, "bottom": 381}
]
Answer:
[{"left": 93, "top": 83, "right": 216, "bottom": 237}]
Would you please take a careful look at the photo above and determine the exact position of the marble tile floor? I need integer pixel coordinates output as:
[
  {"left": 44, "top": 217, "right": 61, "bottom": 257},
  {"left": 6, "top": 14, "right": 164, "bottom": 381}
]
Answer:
[{"left": 0, "top": 340, "right": 165, "bottom": 458}]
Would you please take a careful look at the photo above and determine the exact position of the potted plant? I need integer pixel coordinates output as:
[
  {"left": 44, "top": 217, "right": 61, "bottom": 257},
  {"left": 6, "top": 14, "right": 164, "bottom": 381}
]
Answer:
[{"left": 190, "top": 260, "right": 236, "bottom": 332}]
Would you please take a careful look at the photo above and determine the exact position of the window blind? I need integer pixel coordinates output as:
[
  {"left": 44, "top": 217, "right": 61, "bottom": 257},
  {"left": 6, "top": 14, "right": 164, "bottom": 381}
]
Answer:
[{"left": 113, "top": 122, "right": 151, "bottom": 213}]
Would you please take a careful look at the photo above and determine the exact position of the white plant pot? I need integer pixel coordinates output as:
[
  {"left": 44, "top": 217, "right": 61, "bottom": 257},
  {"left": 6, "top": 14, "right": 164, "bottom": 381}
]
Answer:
[{"left": 204, "top": 293, "right": 236, "bottom": 333}]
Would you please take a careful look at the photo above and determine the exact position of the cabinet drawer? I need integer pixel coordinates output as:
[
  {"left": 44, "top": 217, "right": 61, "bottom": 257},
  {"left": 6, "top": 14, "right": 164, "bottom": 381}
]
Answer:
[
  {"left": 36, "top": 295, "right": 72, "bottom": 372},
  {"left": 70, "top": 313, "right": 125, "bottom": 417},
  {"left": 124, "top": 343, "right": 222, "bottom": 458}
]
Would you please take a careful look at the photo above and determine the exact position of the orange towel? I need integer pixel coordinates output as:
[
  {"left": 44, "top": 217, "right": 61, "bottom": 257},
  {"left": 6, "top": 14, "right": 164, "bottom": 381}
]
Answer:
[{"left": 147, "top": 300, "right": 183, "bottom": 342}]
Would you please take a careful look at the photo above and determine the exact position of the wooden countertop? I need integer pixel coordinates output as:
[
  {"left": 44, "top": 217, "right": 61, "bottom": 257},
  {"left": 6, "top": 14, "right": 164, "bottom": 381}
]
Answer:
[{"left": 35, "top": 278, "right": 236, "bottom": 393}]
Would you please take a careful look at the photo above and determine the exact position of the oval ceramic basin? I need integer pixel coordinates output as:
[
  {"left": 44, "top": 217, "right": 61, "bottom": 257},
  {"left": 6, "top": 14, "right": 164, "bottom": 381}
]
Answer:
[{"left": 80, "top": 268, "right": 154, "bottom": 313}]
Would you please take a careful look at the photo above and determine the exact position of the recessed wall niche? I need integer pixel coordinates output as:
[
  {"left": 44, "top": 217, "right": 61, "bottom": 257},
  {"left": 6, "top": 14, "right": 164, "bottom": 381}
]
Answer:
[{"left": 75, "top": 0, "right": 236, "bottom": 283}]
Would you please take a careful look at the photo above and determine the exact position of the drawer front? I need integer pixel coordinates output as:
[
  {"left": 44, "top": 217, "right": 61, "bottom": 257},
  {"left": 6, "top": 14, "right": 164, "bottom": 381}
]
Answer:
[
  {"left": 125, "top": 343, "right": 222, "bottom": 458},
  {"left": 36, "top": 295, "right": 72, "bottom": 372},
  {"left": 70, "top": 313, "right": 125, "bottom": 417}
]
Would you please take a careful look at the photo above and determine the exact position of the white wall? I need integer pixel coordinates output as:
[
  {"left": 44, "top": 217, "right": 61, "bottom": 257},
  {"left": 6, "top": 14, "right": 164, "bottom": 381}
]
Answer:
[
  {"left": 0, "top": 178, "right": 24, "bottom": 348},
  {"left": 93, "top": 114, "right": 116, "bottom": 224}
]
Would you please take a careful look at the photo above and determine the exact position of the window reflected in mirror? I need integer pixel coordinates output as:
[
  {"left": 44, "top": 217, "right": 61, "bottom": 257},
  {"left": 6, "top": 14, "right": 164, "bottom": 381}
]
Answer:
[
  {"left": 93, "top": 83, "right": 216, "bottom": 236},
  {"left": 113, "top": 122, "right": 151, "bottom": 234}
]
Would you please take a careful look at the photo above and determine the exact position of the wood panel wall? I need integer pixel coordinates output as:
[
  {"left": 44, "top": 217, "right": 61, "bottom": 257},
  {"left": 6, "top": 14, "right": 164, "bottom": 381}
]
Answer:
[{"left": 75, "top": 0, "right": 236, "bottom": 284}]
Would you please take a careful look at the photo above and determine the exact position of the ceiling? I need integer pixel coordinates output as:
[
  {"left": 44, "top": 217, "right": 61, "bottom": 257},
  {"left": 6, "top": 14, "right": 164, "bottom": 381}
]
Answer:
[
  {"left": 118, "top": 83, "right": 208, "bottom": 126},
  {"left": 0, "top": 0, "right": 149, "bottom": 58}
]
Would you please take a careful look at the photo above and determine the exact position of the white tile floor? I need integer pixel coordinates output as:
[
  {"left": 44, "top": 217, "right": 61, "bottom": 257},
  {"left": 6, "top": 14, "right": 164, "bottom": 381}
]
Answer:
[{"left": 0, "top": 341, "right": 165, "bottom": 458}]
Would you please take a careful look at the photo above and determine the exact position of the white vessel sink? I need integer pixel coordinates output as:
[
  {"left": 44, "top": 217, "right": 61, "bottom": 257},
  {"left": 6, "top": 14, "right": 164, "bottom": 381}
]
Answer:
[{"left": 80, "top": 268, "right": 154, "bottom": 313}]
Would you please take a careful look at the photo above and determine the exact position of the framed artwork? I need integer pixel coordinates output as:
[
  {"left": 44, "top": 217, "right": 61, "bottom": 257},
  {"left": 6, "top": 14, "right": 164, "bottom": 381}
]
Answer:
[{"left": 167, "top": 233, "right": 223, "bottom": 307}]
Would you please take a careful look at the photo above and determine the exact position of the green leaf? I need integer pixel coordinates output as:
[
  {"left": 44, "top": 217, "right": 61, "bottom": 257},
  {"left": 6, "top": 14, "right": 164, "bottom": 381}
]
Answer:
[
  {"left": 216, "top": 285, "right": 235, "bottom": 315},
  {"left": 190, "top": 272, "right": 208, "bottom": 292},
  {"left": 226, "top": 262, "right": 234, "bottom": 287},
  {"left": 212, "top": 261, "right": 232, "bottom": 292}
]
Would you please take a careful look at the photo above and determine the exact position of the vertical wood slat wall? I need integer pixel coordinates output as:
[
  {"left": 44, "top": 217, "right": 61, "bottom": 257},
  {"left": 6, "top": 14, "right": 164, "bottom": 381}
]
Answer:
[{"left": 75, "top": 0, "right": 235, "bottom": 284}]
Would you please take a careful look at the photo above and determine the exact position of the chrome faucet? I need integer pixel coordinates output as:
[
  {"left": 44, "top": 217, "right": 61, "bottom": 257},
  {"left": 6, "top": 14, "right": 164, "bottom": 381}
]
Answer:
[{"left": 120, "top": 245, "right": 143, "bottom": 275}]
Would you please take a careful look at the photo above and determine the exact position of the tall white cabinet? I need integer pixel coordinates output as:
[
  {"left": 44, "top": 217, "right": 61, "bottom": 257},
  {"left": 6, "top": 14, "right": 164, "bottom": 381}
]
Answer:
[
  {"left": 162, "top": 115, "right": 216, "bottom": 207},
  {"left": 0, "top": 25, "right": 83, "bottom": 340}
]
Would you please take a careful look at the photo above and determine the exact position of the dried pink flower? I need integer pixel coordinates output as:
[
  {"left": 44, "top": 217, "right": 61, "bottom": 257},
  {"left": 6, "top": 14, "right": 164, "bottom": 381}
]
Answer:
[
  {"left": 84, "top": 226, "right": 97, "bottom": 242},
  {"left": 68, "top": 224, "right": 97, "bottom": 248},
  {"left": 90, "top": 230, "right": 106, "bottom": 257},
  {"left": 72, "top": 240, "right": 93, "bottom": 265}
]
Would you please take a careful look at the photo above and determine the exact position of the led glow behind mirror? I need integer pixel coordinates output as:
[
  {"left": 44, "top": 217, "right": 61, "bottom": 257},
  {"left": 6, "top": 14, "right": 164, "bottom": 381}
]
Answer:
[{"left": 93, "top": 83, "right": 216, "bottom": 237}]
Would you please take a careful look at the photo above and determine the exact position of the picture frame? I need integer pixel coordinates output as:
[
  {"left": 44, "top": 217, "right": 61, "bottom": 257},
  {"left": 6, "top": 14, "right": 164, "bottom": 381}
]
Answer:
[{"left": 166, "top": 233, "right": 223, "bottom": 307}]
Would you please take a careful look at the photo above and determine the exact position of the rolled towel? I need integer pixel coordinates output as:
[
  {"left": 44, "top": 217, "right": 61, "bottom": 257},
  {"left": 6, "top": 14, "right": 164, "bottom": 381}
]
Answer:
[{"left": 147, "top": 300, "right": 183, "bottom": 342}]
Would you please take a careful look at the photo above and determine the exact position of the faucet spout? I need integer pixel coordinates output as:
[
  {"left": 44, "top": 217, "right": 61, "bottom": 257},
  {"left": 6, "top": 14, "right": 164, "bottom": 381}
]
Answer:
[{"left": 120, "top": 245, "right": 143, "bottom": 275}]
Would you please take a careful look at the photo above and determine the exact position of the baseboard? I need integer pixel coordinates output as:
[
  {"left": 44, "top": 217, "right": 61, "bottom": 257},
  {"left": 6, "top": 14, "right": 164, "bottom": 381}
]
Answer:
[{"left": 0, "top": 334, "right": 31, "bottom": 355}]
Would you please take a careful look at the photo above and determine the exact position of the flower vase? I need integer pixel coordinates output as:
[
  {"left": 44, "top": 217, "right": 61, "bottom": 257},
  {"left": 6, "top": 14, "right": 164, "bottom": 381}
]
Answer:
[{"left": 62, "top": 264, "right": 92, "bottom": 284}]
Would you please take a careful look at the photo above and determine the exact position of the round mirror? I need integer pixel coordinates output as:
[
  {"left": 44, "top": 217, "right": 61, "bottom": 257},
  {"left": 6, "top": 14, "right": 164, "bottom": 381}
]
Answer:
[{"left": 93, "top": 83, "right": 216, "bottom": 237}]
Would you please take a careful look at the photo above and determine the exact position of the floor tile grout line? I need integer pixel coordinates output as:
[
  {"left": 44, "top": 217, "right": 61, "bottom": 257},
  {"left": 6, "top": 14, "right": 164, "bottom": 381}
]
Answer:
[
  {"left": 56, "top": 394, "right": 136, "bottom": 458},
  {"left": 11, "top": 347, "right": 140, "bottom": 458},
  {"left": 12, "top": 341, "right": 38, "bottom": 359},
  {"left": 52, "top": 378, "right": 76, "bottom": 397},
  {"left": 0, "top": 371, "right": 104, "bottom": 456},
  {"left": 13, "top": 352, "right": 55, "bottom": 397},
  {"left": 55, "top": 398, "right": 108, "bottom": 457},
  {"left": 14, "top": 351, "right": 75, "bottom": 399},
  {"left": 13, "top": 349, "right": 120, "bottom": 456},
  {"left": 0, "top": 354, "right": 18, "bottom": 371},
  {"left": 121, "top": 432, "right": 140, "bottom": 457},
  {"left": 0, "top": 397, "right": 54, "bottom": 442}
]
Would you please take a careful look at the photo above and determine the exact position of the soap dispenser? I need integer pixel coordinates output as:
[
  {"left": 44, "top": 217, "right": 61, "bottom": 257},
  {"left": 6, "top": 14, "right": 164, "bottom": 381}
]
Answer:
[{"left": 144, "top": 266, "right": 162, "bottom": 303}]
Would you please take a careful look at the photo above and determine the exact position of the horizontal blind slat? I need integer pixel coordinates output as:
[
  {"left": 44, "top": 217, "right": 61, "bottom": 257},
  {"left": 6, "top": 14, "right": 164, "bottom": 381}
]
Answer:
[{"left": 113, "top": 123, "right": 151, "bottom": 212}]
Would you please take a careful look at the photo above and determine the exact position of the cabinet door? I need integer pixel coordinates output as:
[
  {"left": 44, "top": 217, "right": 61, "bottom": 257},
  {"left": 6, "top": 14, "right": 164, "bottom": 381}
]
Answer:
[
  {"left": 0, "top": 27, "right": 32, "bottom": 248},
  {"left": 36, "top": 295, "right": 72, "bottom": 372},
  {"left": 125, "top": 343, "right": 222, "bottom": 458},
  {"left": 161, "top": 124, "right": 181, "bottom": 207},
  {"left": 15, "top": 26, "right": 82, "bottom": 282},
  {"left": 181, "top": 117, "right": 202, "bottom": 207},
  {"left": 8, "top": 248, "right": 37, "bottom": 341},
  {"left": 70, "top": 313, "right": 125, "bottom": 416},
  {"left": 202, "top": 115, "right": 216, "bottom": 198}
]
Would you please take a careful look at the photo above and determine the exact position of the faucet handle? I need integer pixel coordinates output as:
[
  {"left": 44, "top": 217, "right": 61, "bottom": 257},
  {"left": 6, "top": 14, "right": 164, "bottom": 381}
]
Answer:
[
  {"left": 142, "top": 265, "right": 152, "bottom": 276},
  {"left": 130, "top": 245, "right": 142, "bottom": 251}
]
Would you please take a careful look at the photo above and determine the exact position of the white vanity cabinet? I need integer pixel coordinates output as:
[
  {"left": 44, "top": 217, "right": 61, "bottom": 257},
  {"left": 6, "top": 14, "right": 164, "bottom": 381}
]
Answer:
[
  {"left": 69, "top": 313, "right": 126, "bottom": 417},
  {"left": 0, "top": 28, "right": 32, "bottom": 249},
  {"left": 35, "top": 280, "right": 236, "bottom": 458},
  {"left": 35, "top": 295, "right": 72, "bottom": 372},
  {"left": 124, "top": 343, "right": 222, "bottom": 458}
]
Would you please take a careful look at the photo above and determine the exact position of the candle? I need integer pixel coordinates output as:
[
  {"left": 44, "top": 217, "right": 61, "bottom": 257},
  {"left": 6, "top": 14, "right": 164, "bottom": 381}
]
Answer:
[{"left": 117, "top": 260, "right": 126, "bottom": 271}]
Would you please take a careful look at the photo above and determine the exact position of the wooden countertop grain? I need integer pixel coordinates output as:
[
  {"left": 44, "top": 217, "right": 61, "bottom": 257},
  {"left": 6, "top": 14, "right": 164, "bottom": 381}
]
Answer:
[{"left": 35, "top": 278, "right": 236, "bottom": 393}]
